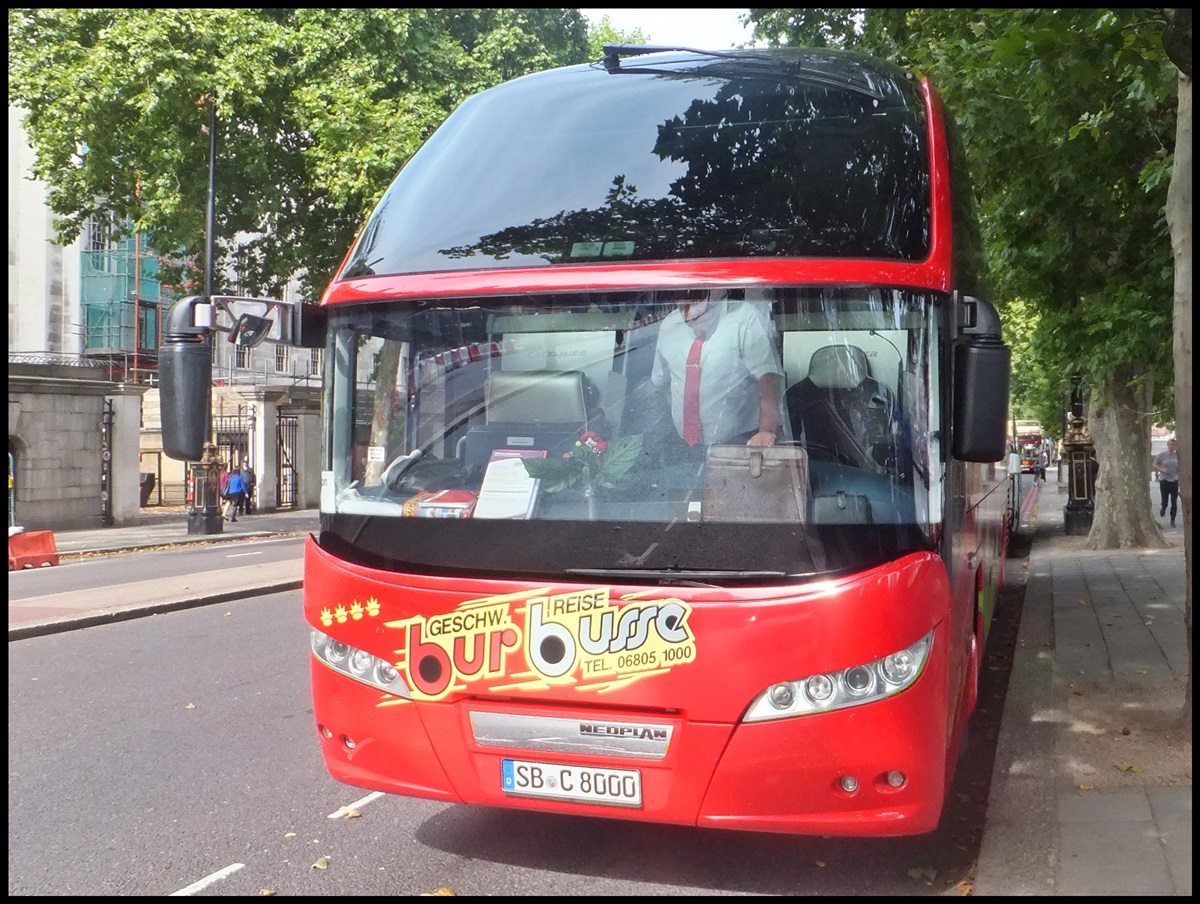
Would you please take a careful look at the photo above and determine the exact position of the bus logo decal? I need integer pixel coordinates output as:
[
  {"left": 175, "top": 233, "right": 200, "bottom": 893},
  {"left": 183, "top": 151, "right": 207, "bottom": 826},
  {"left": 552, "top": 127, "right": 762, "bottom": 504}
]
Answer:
[{"left": 386, "top": 587, "right": 696, "bottom": 701}]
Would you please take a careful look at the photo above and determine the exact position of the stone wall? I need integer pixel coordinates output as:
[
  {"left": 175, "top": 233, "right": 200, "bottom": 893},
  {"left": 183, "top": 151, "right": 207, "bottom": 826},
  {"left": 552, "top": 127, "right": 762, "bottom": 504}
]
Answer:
[{"left": 7, "top": 362, "right": 146, "bottom": 530}]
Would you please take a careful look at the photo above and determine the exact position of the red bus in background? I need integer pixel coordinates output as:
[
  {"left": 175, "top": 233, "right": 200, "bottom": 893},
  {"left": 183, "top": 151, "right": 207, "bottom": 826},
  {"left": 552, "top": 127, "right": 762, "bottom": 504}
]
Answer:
[
  {"left": 1015, "top": 422, "right": 1051, "bottom": 477},
  {"left": 161, "top": 46, "right": 1012, "bottom": 836}
]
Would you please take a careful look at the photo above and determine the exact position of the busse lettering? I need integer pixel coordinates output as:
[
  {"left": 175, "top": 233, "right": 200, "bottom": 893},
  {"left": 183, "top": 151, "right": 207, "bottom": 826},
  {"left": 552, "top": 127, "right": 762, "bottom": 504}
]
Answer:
[{"left": 388, "top": 586, "right": 697, "bottom": 700}]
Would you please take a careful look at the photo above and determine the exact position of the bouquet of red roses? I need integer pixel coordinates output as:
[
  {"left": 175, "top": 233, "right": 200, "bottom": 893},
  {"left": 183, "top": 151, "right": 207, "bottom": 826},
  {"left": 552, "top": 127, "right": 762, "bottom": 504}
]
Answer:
[{"left": 522, "top": 431, "right": 643, "bottom": 494}]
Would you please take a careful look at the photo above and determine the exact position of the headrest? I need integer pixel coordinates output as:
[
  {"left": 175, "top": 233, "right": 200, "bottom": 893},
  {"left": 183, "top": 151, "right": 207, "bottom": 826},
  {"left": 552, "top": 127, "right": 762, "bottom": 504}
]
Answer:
[
  {"left": 486, "top": 370, "right": 589, "bottom": 425},
  {"left": 807, "top": 345, "right": 869, "bottom": 390}
]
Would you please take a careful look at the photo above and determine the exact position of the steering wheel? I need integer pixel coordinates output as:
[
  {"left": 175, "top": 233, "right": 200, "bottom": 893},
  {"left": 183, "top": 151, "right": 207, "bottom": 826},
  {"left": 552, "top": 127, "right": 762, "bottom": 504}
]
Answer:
[{"left": 381, "top": 449, "right": 423, "bottom": 490}]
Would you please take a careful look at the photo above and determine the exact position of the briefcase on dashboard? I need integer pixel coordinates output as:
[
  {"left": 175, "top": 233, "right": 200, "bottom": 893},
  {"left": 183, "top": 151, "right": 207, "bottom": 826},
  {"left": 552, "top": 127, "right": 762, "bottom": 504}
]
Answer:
[{"left": 702, "top": 444, "right": 809, "bottom": 523}]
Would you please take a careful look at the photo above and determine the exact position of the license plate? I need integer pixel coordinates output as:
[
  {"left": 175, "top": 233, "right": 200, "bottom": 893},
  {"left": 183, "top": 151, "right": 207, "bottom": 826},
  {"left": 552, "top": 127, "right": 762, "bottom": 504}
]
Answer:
[{"left": 501, "top": 758, "right": 642, "bottom": 808}]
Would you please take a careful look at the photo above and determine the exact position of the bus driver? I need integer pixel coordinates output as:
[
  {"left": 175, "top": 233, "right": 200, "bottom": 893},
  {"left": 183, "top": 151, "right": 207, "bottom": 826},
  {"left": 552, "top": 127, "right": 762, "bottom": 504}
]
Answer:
[{"left": 651, "top": 292, "right": 784, "bottom": 457}]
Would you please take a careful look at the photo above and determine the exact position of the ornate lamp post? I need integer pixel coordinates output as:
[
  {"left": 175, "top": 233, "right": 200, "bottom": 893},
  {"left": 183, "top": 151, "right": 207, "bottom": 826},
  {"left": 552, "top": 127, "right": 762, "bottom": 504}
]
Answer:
[
  {"left": 1061, "top": 377, "right": 1097, "bottom": 535},
  {"left": 187, "top": 95, "right": 223, "bottom": 535}
]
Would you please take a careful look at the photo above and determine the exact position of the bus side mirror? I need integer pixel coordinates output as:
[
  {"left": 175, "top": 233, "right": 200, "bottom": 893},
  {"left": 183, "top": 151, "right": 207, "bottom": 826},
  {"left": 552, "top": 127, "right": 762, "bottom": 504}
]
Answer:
[
  {"left": 229, "top": 313, "right": 274, "bottom": 348},
  {"left": 952, "top": 296, "right": 1010, "bottom": 462},
  {"left": 293, "top": 301, "right": 327, "bottom": 349},
  {"left": 160, "top": 338, "right": 213, "bottom": 462},
  {"left": 160, "top": 296, "right": 214, "bottom": 461},
  {"left": 156, "top": 295, "right": 325, "bottom": 461}
]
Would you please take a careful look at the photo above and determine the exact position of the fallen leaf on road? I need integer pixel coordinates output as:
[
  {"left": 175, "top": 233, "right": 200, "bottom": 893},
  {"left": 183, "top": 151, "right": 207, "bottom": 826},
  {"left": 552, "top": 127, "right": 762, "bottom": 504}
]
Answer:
[
  {"left": 285, "top": 832, "right": 296, "bottom": 838},
  {"left": 956, "top": 879, "right": 973, "bottom": 895},
  {"left": 184, "top": 703, "right": 196, "bottom": 709},
  {"left": 1078, "top": 783, "right": 1094, "bottom": 791},
  {"left": 338, "top": 806, "right": 361, "bottom": 819},
  {"left": 419, "top": 889, "right": 456, "bottom": 896},
  {"left": 312, "top": 856, "right": 330, "bottom": 870},
  {"left": 259, "top": 890, "right": 276, "bottom": 896},
  {"left": 1114, "top": 763, "right": 1143, "bottom": 773},
  {"left": 1068, "top": 682, "right": 1083, "bottom": 696}
]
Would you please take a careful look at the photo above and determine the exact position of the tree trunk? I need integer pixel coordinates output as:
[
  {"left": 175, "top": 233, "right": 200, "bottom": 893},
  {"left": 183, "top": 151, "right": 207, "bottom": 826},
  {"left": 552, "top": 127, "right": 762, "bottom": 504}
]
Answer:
[
  {"left": 364, "top": 341, "right": 404, "bottom": 486},
  {"left": 1165, "top": 67, "right": 1192, "bottom": 733},
  {"left": 1085, "top": 368, "right": 1169, "bottom": 550}
]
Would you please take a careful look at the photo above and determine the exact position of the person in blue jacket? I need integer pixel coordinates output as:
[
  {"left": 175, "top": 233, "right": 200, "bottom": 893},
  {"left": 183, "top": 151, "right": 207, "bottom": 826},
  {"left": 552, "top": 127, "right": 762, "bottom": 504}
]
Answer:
[{"left": 224, "top": 467, "right": 247, "bottom": 522}]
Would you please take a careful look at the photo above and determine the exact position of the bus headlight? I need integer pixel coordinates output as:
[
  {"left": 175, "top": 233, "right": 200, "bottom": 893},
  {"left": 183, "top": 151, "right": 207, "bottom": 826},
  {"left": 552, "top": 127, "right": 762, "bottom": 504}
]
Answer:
[
  {"left": 742, "top": 631, "right": 932, "bottom": 722},
  {"left": 310, "top": 629, "right": 411, "bottom": 698}
]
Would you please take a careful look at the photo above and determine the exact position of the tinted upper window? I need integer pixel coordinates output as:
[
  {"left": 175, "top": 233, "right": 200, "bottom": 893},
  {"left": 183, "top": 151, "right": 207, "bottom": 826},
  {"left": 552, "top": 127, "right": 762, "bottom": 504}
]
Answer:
[{"left": 342, "top": 49, "right": 931, "bottom": 279}]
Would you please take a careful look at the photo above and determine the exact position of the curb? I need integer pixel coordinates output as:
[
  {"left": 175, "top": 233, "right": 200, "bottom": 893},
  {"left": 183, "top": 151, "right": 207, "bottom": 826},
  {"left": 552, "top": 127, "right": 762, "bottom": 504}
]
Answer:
[
  {"left": 56, "top": 529, "right": 311, "bottom": 560},
  {"left": 973, "top": 512, "right": 1058, "bottom": 894},
  {"left": 8, "top": 579, "right": 304, "bottom": 641}
]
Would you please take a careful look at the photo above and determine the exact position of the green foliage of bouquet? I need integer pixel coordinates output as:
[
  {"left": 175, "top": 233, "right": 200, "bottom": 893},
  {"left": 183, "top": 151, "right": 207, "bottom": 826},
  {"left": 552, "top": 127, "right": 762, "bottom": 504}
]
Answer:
[{"left": 522, "top": 432, "right": 643, "bottom": 494}]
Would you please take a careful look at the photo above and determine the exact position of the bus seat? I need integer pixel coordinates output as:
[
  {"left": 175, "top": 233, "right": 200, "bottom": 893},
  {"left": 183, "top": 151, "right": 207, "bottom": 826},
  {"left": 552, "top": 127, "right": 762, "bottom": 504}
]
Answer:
[
  {"left": 485, "top": 370, "right": 594, "bottom": 426},
  {"left": 786, "top": 345, "right": 895, "bottom": 467},
  {"left": 464, "top": 370, "right": 600, "bottom": 476}
]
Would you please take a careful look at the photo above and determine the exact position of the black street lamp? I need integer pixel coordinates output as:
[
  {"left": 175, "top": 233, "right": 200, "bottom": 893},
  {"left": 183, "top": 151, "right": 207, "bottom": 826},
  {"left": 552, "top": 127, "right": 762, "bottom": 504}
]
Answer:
[
  {"left": 1062, "top": 375, "right": 1097, "bottom": 535},
  {"left": 186, "top": 95, "right": 223, "bottom": 535}
]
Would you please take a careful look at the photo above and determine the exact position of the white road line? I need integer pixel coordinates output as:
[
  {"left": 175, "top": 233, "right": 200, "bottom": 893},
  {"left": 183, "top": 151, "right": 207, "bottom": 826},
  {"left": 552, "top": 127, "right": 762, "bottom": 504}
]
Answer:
[
  {"left": 226, "top": 551, "right": 264, "bottom": 558},
  {"left": 169, "top": 862, "right": 245, "bottom": 895},
  {"left": 328, "top": 790, "right": 386, "bottom": 818},
  {"left": 221, "top": 537, "right": 304, "bottom": 548}
]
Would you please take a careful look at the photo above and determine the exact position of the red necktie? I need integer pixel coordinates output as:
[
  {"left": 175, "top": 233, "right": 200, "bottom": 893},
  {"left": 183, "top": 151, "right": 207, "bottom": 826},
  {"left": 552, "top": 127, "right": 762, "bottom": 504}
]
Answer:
[{"left": 683, "top": 336, "right": 704, "bottom": 446}]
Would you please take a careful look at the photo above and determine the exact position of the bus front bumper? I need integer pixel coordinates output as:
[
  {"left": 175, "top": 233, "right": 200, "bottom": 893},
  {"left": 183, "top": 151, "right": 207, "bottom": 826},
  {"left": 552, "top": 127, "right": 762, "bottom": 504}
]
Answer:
[{"left": 310, "top": 656, "right": 951, "bottom": 837}]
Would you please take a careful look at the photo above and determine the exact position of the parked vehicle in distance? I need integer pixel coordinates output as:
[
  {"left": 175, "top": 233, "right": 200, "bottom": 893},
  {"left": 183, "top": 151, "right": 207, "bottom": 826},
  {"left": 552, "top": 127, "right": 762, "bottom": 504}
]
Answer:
[{"left": 1014, "top": 422, "right": 1051, "bottom": 478}]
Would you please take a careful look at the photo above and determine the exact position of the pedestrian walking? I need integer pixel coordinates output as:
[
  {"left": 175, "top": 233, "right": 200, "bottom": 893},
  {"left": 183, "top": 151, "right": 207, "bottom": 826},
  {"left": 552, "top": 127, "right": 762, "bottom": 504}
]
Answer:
[
  {"left": 239, "top": 461, "right": 257, "bottom": 516},
  {"left": 1152, "top": 437, "right": 1180, "bottom": 527},
  {"left": 223, "top": 468, "right": 247, "bottom": 522}
]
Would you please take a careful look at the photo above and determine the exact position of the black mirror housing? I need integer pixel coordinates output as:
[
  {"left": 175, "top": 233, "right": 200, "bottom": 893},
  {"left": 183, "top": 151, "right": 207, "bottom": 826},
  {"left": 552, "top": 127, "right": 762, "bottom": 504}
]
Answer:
[
  {"left": 160, "top": 339, "right": 212, "bottom": 461},
  {"left": 952, "top": 340, "right": 1011, "bottom": 462}
]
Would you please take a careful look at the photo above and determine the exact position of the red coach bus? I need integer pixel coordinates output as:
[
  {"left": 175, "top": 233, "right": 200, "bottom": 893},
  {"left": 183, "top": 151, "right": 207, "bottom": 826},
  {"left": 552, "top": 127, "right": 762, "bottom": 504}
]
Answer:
[
  {"left": 161, "top": 45, "right": 1012, "bottom": 836},
  {"left": 1015, "top": 423, "right": 1050, "bottom": 477}
]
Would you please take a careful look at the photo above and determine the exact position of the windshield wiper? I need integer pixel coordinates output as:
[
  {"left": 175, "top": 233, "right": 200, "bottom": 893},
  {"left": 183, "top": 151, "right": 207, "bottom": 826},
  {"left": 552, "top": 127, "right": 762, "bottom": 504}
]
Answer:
[
  {"left": 600, "top": 44, "right": 886, "bottom": 102},
  {"left": 602, "top": 43, "right": 756, "bottom": 71}
]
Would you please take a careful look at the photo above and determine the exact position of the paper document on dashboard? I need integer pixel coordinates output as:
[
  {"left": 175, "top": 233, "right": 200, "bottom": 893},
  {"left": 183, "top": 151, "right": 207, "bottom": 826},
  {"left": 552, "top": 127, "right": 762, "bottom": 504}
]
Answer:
[{"left": 472, "top": 449, "right": 546, "bottom": 519}]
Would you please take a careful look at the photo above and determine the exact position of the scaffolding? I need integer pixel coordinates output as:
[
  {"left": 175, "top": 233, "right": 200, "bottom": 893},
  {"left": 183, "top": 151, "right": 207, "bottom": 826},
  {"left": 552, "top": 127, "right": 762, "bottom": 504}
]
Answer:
[{"left": 81, "top": 228, "right": 183, "bottom": 384}]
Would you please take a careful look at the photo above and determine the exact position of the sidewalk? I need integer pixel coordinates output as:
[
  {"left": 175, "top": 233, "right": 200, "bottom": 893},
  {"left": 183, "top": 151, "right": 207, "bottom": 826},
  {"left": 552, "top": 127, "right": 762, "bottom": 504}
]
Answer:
[
  {"left": 47, "top": 504, "right": 320, "bottom": 556},
  {"left": 974, "top": 483, "right": 1191, "bottom": 895}
]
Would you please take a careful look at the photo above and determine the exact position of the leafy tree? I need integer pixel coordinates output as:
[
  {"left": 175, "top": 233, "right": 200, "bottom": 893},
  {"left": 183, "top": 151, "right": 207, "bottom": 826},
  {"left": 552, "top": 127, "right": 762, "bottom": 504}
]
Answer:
[
  {"left": 1002, "top": 297, "right": 1063, "bottom": 438},
  {"left": 7, "top": 8, "right": 589, "bottom": 300},
  {"left": 585, "top": 14, "right": 648, "bottom": 59}
]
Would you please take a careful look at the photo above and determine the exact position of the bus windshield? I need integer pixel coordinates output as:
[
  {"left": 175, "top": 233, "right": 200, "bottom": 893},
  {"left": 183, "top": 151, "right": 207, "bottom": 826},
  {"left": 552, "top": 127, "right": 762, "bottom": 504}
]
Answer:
[{"left": 321, "top": 286, "right": 943, "bottom": 581}]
